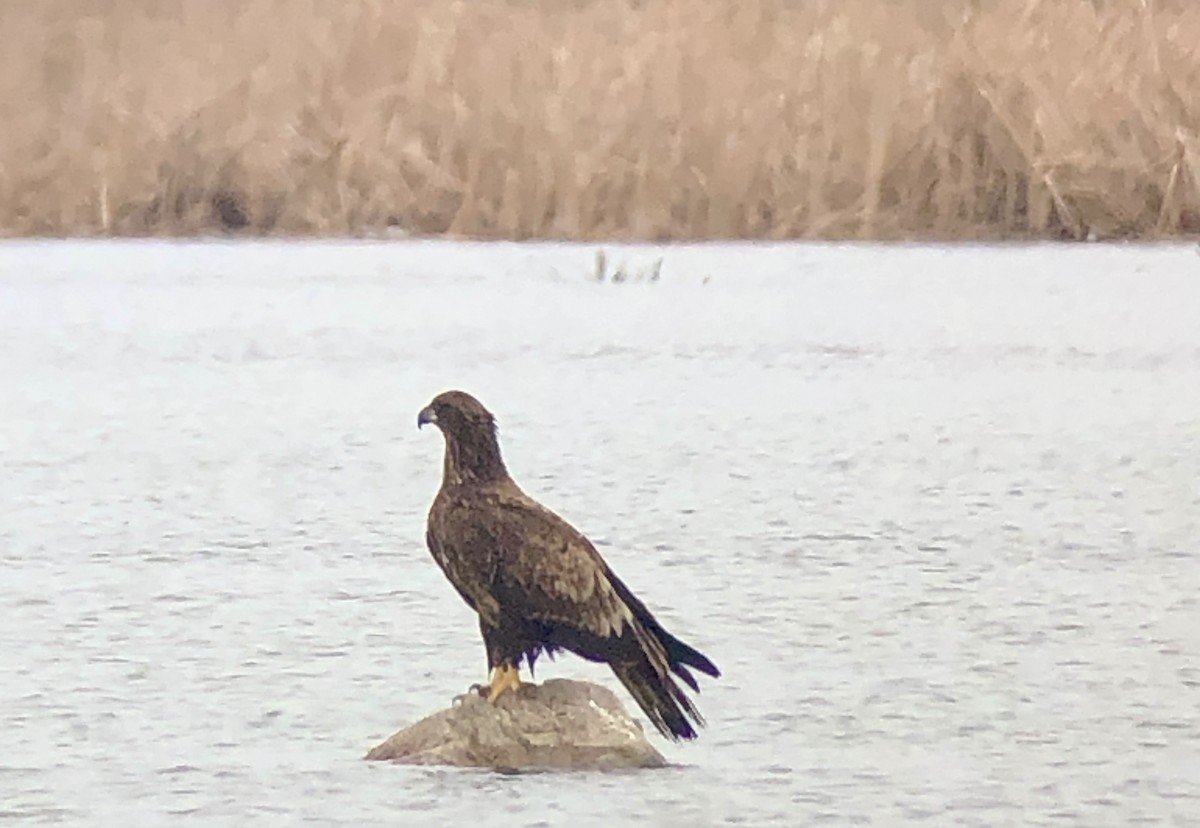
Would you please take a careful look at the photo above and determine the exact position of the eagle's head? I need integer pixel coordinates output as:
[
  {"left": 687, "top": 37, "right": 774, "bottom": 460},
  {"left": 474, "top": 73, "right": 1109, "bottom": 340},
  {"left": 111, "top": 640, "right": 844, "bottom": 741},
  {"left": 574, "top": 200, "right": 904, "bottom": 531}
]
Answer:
[
  {"left": 417, "top": 390, "right": 496, "bottom": 434},
  {"left": 419, "top": 390, "right": 505, "bottom": 483}
]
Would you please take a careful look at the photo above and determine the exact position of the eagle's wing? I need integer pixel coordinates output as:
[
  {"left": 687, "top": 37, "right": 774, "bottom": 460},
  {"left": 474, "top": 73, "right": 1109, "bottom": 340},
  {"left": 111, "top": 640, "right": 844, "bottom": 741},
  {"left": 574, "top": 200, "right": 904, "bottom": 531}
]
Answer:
[
  {"left": 425, "top": 501, "right": 503, "bottom": 622},
  {"left": 482, "top": 488, "right": 636, "bottom": 641},
  {"left": 425, "top": 527, "right": 478, "bottom": 612},
  {"left": 482, "top": 487, "right": 714, "bottom": 740}
]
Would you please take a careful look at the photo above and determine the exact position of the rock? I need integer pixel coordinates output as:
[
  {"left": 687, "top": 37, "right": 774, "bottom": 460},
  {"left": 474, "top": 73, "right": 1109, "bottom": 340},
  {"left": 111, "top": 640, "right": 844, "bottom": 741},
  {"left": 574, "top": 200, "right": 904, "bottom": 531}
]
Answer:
[{"left": 365, "top": 678, "right": 667, "bottom": 771}]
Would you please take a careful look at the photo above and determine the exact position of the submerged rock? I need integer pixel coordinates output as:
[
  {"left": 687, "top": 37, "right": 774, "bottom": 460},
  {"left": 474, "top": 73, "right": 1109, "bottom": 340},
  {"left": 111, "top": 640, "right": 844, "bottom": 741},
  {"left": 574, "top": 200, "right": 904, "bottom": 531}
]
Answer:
[{"left": 365, "top": 678, "right": 667, "bottom": 771}]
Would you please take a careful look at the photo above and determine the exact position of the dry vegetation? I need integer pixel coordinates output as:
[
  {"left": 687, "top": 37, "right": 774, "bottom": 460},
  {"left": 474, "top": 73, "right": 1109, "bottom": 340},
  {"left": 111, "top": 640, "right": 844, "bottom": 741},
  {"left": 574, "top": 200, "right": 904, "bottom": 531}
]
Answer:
[{"left": 2, "top": 0, "right": 1199, "bottom": 240}]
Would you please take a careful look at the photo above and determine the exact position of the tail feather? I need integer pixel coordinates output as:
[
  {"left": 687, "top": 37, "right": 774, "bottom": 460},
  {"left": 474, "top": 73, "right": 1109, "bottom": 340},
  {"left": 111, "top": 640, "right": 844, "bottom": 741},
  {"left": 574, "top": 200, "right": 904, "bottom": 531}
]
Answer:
[
  {"left": 607, "top": 572, "right": 721, "bottom": 687},
  {"left": 611, "top": 618, "right": 716, "bottom": 741},
  {"left": 603, "top": 572, "right": 720, "bottom": 739},
  {"left": 672, "top": 662, "right": 699, "bottom": 693},
  {"left": 611, "top": 658, "right": 703, "bottom": 741},
  {"left": 659, "top": 627, "right": 720, "bottom": 687}
]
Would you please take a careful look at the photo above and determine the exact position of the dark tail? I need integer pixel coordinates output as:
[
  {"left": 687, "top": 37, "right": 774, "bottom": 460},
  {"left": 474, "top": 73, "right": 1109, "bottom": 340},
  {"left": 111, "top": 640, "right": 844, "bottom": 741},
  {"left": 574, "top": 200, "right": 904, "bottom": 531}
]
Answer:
[
  {"left": 609, "top": 572, "right": 721, "bottom": 691},
  {"left": 612, "top": 656, "right": 705, "bottom": 741},
  {"left": 605, "top": 575, "right": 720, "bottom": 741},
  {"left": 655, "top": 624, "right": 720, "bottom": 692}
]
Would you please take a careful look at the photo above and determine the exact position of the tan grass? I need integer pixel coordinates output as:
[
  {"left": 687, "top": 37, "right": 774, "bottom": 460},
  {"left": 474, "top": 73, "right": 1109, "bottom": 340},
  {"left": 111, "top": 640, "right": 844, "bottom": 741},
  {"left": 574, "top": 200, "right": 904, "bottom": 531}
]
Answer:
[{"left": 1, "top": 0, "right": 1199, "bottom": 240}]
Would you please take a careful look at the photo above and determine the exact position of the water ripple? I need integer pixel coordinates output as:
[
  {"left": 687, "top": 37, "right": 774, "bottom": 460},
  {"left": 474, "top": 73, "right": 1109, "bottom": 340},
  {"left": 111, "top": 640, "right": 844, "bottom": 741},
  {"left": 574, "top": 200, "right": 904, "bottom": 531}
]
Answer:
[{"left": 1, "top": 240, "right": 1198, "bottom": 826}]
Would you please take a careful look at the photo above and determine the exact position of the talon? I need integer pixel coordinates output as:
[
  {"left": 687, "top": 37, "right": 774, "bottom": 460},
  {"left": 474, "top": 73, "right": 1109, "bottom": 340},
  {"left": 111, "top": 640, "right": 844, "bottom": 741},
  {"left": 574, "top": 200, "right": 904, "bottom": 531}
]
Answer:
[{"left": 485, "top": 663, "right": 522, "bottom": 703}]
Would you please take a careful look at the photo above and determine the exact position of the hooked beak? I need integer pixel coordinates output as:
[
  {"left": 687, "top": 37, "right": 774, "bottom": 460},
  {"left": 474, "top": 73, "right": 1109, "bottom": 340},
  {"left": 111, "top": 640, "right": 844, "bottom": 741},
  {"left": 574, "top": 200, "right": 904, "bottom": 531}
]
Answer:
[{"left": 417, "top": 406, "right": 437, "bottom": 429}]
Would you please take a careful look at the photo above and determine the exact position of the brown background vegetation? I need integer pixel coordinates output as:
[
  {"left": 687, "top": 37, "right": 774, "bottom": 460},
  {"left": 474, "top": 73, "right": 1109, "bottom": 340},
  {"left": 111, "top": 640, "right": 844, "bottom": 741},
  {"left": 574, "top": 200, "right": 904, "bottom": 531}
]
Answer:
[{"left": 2, "top": 0, "right": 1199, "bottom": 240}]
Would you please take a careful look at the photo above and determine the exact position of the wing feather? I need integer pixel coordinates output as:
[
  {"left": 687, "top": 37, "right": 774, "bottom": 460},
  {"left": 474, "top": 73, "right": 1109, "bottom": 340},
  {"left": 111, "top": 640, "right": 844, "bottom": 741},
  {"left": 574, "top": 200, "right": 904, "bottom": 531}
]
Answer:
[
  {"left": 426, "top": 505, "right": 501, "bottom": 622},
  {"left": 481, "top": 488, "right": 634, "bottom": 640}
]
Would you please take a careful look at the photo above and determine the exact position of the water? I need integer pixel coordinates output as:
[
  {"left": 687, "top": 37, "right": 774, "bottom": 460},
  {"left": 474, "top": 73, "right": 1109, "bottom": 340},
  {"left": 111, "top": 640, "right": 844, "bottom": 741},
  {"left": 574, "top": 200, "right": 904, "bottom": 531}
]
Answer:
[{"left": 2, "top": 239, "right": 1198, "bottom": 826}]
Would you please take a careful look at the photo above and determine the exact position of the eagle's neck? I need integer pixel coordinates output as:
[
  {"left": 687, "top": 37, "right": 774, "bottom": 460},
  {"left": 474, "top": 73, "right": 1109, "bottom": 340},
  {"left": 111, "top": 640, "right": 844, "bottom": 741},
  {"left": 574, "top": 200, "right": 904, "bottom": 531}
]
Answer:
[{"left": 442, "top": 428, "right": 508, "bottom": 486}]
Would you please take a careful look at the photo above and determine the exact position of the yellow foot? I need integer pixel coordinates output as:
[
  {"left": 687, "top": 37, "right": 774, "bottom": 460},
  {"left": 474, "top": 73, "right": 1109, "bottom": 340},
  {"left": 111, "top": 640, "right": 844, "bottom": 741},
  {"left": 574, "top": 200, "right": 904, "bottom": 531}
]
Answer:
[{"left": 485, "top": 663, "right": 522, "bottom": 703}]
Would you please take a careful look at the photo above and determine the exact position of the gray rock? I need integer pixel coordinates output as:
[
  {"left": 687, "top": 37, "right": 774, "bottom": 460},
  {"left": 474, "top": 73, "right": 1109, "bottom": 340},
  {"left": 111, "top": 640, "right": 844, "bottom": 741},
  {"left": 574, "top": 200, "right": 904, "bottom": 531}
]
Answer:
[{"left": 365, "top": 678, "right": 667, "bottom": 771}]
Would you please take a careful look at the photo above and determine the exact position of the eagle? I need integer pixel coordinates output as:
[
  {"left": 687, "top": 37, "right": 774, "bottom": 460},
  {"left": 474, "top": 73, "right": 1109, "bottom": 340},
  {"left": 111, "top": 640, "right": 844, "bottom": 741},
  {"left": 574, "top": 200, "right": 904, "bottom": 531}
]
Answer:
[{"left": 417, "top": 390, "right": 719, "bottom": 740}]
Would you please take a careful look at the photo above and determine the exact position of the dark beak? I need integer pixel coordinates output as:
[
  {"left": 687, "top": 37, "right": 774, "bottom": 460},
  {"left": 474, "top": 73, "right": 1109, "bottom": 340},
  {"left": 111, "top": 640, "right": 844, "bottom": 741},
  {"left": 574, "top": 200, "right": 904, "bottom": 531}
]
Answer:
[{"left": 417, "top": 406, "right": 436, "bottom": 429}]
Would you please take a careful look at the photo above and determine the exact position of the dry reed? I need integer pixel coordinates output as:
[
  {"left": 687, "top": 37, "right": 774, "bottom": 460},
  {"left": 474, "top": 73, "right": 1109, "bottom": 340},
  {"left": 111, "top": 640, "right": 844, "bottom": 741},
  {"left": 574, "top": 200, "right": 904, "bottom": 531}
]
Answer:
[{"left": 2, "top": 0, "right": 1199, "bottom": 240}]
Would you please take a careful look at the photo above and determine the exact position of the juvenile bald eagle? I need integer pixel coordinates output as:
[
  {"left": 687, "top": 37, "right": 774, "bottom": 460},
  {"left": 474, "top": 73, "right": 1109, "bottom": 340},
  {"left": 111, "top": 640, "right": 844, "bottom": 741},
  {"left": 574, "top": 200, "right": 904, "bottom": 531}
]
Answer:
[{"left": 418, "top": 390, "right": 719, "bottom": 740}]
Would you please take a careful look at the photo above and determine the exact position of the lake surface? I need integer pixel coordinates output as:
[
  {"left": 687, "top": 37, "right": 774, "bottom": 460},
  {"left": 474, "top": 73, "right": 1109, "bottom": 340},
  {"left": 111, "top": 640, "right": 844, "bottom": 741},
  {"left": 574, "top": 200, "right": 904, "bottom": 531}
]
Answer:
[{"left": 2, "top": 239, "right": 1198, "bottom": 826}]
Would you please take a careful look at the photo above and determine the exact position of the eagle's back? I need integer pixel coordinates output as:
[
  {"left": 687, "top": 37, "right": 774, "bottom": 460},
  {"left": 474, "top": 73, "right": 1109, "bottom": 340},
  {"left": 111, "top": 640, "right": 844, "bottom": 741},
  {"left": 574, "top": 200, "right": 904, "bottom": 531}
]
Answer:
[{"left": 426, "top": 481, "right": 630, "bottom": 639}]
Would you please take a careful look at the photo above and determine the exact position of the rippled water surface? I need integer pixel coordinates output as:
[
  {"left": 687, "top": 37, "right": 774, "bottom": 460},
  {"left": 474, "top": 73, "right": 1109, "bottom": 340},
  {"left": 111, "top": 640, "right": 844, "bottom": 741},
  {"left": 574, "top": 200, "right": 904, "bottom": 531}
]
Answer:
[{"left": 2, "top": 240, "right": 1199, "bottom": 826}]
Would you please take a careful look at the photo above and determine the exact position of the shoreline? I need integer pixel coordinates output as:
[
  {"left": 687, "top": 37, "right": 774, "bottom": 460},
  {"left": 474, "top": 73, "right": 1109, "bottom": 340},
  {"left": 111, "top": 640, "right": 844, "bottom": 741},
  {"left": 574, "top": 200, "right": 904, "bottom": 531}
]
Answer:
[{"left": 3, "top": 0, "right": 1199, "bottom": 241}]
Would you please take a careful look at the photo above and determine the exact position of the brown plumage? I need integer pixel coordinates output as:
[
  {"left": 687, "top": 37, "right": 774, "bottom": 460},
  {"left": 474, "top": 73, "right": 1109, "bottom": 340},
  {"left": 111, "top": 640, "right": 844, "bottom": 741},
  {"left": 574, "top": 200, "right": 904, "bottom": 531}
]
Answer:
[{"left": 417, "top": 390, "right": 719, "bottom": 740}]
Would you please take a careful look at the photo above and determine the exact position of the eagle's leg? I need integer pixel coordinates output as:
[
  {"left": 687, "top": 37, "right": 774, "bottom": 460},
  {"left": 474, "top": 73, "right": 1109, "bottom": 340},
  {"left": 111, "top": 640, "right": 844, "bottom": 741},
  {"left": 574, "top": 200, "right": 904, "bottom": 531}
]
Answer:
[{"left": 485, "top": 662, "right": 522, "bottom": 703}]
